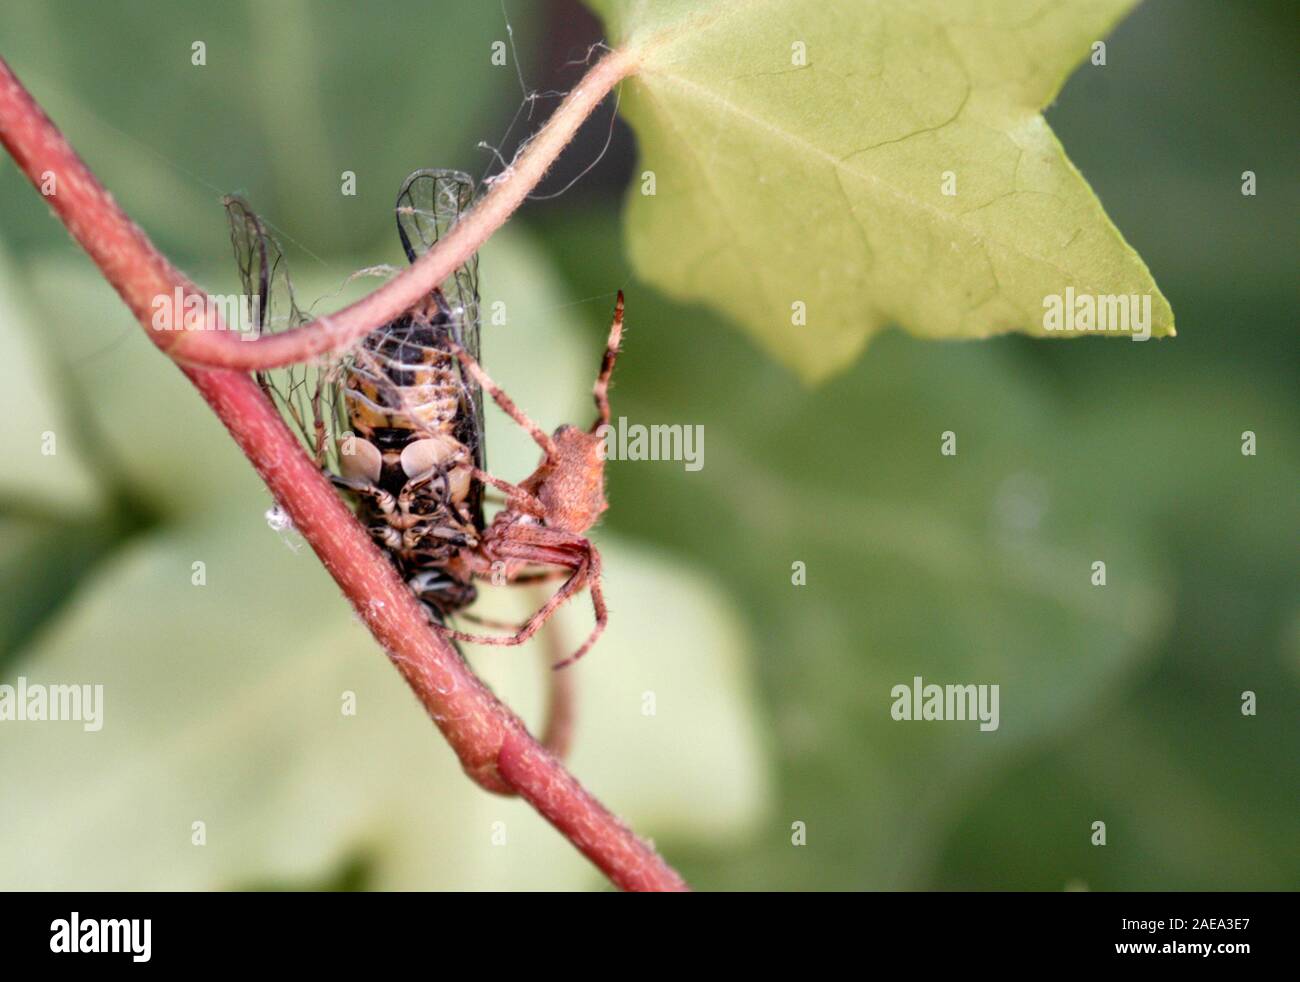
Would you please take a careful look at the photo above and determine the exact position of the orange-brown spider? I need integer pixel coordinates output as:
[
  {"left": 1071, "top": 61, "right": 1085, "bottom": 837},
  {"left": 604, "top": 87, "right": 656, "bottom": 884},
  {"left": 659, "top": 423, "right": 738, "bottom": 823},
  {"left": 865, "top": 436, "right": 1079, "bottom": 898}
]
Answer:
[{"left": 435, "top": 291, "right": 625, "bottom": 669}]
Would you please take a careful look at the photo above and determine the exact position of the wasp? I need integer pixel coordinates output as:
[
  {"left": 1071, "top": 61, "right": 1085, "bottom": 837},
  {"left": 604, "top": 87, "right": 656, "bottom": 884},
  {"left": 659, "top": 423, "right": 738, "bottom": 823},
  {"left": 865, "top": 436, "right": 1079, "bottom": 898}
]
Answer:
[{"left": 226, "top": 170, "right": 623, "bottom": 667}]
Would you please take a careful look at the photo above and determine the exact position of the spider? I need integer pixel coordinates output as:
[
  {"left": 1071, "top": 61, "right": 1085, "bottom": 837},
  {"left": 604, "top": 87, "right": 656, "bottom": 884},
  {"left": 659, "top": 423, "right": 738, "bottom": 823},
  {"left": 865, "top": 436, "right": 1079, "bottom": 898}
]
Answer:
[{"left": 434, "top": 291, "right": 625, "bottom": 669}]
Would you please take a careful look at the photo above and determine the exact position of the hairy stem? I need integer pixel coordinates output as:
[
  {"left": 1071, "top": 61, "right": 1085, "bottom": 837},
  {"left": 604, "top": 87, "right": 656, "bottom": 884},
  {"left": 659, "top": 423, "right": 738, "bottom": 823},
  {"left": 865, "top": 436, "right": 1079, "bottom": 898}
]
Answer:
[{"left": 0, "top": 53, "right": 685, "bottom": 893}]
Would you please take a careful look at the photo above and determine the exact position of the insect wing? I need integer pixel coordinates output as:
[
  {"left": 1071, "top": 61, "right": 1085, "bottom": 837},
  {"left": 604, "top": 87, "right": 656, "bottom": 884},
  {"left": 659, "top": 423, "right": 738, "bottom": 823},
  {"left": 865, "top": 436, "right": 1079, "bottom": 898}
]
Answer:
[
  {"left": 394, "top": 170, "right": 485, "bottom": 475},
  {"left": 224, "top": 196, "right": 307, "bottom": 341},
  {"left": 224, "top": 196, "right": 340, "bottom": 468}
]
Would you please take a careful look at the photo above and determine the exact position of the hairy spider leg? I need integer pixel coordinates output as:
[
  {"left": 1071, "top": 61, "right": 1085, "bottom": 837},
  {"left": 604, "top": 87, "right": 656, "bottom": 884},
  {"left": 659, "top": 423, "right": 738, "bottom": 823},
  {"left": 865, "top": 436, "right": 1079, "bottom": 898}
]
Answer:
[
  {"left": 438, "top": 525, "right": 607, "bottom": 668},
  {"left": 591, "top": 290, "right": 624, "bottom": 431}
]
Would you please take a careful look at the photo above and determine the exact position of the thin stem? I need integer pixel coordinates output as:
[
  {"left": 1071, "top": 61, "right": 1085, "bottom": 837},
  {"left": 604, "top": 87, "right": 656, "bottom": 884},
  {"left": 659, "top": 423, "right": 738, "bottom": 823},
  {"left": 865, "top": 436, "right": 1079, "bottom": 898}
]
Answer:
[
  {"left": 0, "top": 53, "right": 685, "bottom": 893},
  {"left": 0, "top": 48, "right": 637, "bottom": 372},
  {"left": 498, "top": 730, "right": 684, "bottom": 892}
]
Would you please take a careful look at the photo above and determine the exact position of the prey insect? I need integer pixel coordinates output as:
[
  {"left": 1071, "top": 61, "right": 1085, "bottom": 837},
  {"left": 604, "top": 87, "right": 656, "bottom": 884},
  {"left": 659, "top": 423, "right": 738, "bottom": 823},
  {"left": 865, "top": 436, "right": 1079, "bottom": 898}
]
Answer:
[
  {"left": 334, "top": 170, "right": 487, "bottom": 620},
  {"left": 227, "top": 170, "right": 485, "bottom": 623},
  {"left": 226, "top": 170, "right": 623, "bottom": 667}
]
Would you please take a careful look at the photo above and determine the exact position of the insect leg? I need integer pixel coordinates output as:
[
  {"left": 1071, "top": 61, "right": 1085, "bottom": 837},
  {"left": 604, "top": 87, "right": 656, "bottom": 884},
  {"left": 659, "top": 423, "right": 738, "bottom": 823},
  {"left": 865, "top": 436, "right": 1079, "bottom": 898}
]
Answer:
[
  {"left": 407, "top": 522, "right": 474, "bottom": 549},
  {"left": 330, "top": 474, "right": 396, "bottom": 513},
  {"left": 308, "top": 365, "right": 330, "bottom": 467},
  {"left": 373, "top": 525, "right": 403, "bottom": 551},
  {"left": 409, "top": 569, "right": 477, "bottom": 617}
]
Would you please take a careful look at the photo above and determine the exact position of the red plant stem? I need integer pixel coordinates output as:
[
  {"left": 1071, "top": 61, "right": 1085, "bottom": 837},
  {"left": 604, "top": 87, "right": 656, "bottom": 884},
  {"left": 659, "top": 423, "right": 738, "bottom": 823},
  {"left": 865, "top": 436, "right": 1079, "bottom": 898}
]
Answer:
[
  {"left": 498, "top": 732, "right": 681, "bottom": 892},
  {"left": 0, "top": 54, "right": 686, "bottom": 893}
]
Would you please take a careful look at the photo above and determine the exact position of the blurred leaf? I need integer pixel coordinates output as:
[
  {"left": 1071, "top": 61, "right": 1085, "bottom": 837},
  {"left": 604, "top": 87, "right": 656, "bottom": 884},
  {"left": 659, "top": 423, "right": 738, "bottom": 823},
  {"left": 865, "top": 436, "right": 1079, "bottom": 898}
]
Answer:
[
  {"left": 934, "top": 367, "right": 1300, "bottom": 890},
  {"left": 24, "top": 259, "right": 268, "bottom": 517},
  {"left": 2, "top": 0, "right": 1293, "bottom": 895},
  {"left": 585, "top": 0, "right": 1173, "bottom": 380},
  {"left": 0, "top": 0, "right": 536, "bottom": 261},
  {"left": 0, "top": 504, "right": 765, "bottom": 890},
  {"left": 0, "top": 243, "right": 157, "bottom": 672},
  {"left": 1041, "top": 0, "right": 1299, "bottom": 301},
  {"left": 0, "top": 514, "right": 128, "bottom": 669},
  {"left": 0, "top": 239, "right": 103, "bottom": 513}
]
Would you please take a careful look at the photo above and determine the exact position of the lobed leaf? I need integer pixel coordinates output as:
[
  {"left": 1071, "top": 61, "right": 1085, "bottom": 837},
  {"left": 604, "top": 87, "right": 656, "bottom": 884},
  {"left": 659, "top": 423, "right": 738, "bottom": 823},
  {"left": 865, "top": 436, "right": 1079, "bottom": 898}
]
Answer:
[{"left": 586, "top": 0, "right": 1175, "bottom": 380}]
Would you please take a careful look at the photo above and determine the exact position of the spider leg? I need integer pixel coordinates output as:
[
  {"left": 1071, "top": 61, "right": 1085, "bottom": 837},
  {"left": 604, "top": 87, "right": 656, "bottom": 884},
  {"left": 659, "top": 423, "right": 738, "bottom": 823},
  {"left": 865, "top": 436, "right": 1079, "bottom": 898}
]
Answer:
[
  {"left": 552, "top": 543, "right": 606, "bottom": 670},
  {"left": 471, "top": 466, "right": 544, "bottom": 518},
  {"left": 500, "top": 527, "right": 608, "bottom": 669},
  {"left": 506, "top": 568, "right": 570, "bottom": 585},
  {"left": 446, "top": 337, "right": 558, "bottom": 458},
  {"left": 436, "top": 548, "right": 587, "bottom": 650},
  {"left": 441, "top": 528, "right": 608, "bottom": 667},
  {"left": 456, "top": 610, "right": 531, "bottom": 632},
  {"left": 591, "top": 290, "right": 624, "bottom": 432}
]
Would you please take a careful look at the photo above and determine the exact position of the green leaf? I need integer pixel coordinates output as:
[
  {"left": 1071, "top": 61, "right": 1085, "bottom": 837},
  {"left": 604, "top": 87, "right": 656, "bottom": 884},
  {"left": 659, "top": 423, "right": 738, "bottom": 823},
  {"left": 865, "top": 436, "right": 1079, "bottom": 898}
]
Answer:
[
  {"left": 0, "top": 0, "right": 537, "bottom": 260},
  {"left": 0, "top": 239, "right": 103, "bottom": 514},
  {"left": 0, "top": 507, "right": 767, "bottom": 890},
  {"left": 586, "top": 0, "right": 1175, "bottom": 380}
]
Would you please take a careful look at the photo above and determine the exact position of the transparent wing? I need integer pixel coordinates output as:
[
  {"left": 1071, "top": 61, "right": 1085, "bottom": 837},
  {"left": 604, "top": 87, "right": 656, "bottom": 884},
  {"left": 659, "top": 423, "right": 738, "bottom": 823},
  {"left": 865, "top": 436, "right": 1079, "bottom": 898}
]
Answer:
[
  {"left": 394, "top": 170, "right": 485, "bottom": 477},
  {"left": 224, "top": 196, "right": 341, "bottom": 469}
]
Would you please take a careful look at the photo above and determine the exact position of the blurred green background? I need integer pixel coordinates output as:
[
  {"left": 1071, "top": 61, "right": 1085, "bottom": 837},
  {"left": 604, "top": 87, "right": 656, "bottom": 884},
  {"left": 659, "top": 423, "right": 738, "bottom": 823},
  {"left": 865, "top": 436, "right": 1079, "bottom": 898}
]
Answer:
[{"left": 0, "top": 0, "right": 1295, "bottom": 890}]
